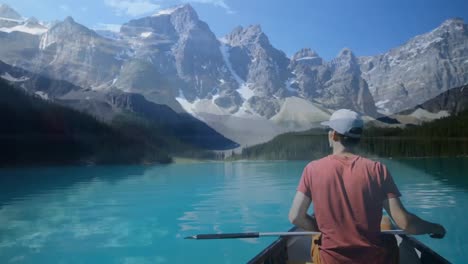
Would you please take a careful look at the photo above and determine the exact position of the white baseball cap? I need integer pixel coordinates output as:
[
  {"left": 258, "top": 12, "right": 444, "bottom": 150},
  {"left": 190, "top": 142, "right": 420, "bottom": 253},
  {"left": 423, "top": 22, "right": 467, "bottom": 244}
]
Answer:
[{"left": 320, "top": 109, "right": 364, "bottom": 138}]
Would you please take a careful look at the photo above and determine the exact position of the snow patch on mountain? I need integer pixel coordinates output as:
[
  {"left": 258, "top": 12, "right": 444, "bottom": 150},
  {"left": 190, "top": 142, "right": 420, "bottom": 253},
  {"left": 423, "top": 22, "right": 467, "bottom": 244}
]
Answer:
[
  {"left": 237, "top": 83, "right": 254, "bottom": 101},
  {"left": 0, "top": 16, "right": 23, "bottom": 23},
  {"left": 153, "top": 6, "right": 183, "bottom": 16},
  {"left": 285, "top": 78, "right": 298, "bottom": 93},
  {"left": 1, "top": 72, "right": 29, "bottom": 82},
  {"left": 177, "top": 95, "right": 235, "bottom": 117},
  {"left": 35, "top": 91, "right": 49, "bottom": 100},
  {"left": 0, "top": 24, "right": 47, "bottom": 35},
  {"left": 140, "top": 32, "right": 152, "bottom": 38},
  {"left": 296, "top": 56, "right": 316, "bottom": 61},
  {"left": 375, "top": 99, "right": 391, "bottom": 114},
  {"left": 39, "top": 34, "right": 48, "bottom": 50}
]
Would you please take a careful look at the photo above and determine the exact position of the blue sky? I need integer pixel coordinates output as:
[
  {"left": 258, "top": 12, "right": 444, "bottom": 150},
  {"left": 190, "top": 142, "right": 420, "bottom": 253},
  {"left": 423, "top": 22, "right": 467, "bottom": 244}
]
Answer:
[{"left": 3, "top": 0, "right": 468, "bottom": 60}]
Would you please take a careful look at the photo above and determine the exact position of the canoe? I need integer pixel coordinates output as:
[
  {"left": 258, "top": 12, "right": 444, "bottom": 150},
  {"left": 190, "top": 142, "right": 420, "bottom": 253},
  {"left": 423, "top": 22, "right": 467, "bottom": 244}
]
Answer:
[{"left": 247, "top": 227, "right": 450, "bottom": 264}]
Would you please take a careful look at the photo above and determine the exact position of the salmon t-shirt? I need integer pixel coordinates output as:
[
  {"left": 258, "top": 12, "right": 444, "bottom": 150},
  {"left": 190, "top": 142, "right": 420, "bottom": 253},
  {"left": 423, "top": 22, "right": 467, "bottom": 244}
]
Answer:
[{"left": 297, "top": 155, "right": 401, "bottom": 264}]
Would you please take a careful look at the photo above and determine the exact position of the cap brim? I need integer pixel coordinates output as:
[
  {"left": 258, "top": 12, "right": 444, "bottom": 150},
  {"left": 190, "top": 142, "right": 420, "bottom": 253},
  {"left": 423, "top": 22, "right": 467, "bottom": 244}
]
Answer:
[{"left": 320, "top": 121, "right": 330, "bottom": 127}]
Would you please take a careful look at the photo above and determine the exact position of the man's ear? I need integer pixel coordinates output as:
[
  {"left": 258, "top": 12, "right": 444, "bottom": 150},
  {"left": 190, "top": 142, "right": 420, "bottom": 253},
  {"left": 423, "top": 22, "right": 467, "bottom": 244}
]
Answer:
[{"left": 331, "top": 130, "right": 340, "bottom": 142}]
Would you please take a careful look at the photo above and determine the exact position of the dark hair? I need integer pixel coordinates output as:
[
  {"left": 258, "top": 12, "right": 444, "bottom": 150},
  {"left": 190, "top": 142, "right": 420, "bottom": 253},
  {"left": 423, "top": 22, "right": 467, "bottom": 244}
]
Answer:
[{"left": 334, "top": 127, "right": 362, "bottom": 148}]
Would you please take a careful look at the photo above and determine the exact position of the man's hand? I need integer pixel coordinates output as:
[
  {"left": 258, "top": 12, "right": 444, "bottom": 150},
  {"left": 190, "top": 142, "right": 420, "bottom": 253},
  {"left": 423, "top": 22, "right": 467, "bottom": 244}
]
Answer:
[
  {"left": 429, "top": 223, "right": 446, "bottom": 239},
  {"left": 384, "top": 198, "right": 447, "bottom": 238}
]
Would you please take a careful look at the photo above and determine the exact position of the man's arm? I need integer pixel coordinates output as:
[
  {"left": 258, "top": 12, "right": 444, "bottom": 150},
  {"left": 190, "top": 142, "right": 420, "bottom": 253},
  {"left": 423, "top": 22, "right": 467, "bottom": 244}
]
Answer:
[
  {"left": 383, "top": 197, "right": 445, "bottom": 238},
  {"left": 288, "top": 191, "right": 319, "bottom": 231}
]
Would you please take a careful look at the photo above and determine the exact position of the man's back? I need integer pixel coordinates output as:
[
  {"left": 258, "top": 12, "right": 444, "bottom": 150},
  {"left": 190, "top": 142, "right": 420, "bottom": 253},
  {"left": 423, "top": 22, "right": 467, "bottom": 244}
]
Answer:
[{"left": 297, "top": 154, "right": 401, "bottom": 263}]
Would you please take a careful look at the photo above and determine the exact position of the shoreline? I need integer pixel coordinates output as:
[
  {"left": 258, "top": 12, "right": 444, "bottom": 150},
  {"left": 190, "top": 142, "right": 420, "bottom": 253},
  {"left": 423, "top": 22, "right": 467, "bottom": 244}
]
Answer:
[{"left": 2, "top": 155, "right": 467, "bottom": 169}]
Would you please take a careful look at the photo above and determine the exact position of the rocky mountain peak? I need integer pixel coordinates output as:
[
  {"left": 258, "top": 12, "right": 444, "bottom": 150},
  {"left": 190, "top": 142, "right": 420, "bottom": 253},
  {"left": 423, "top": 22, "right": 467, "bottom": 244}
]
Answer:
[
  {"left": 332, "top": 48, "right": 359, "bottom": 70},
  {"left": 167, "top": 4, "right": 201, "bottom": 34},
  {"left": 0, "top": 4, "right": 21, "bottom": 20},
  {"left": 153, "top": 4, "right": 197, "bottom": 17},
  {"left": 337, "top": 47, "right": 355, "bottom": 59},
  {"left": 428, "top": 18, "right": 466, "bottom": 38},
  {"left": 63, "top": 16, "right": 74, "bottom": 23},
  {"left": 23, "top": 16, "right": 47, "bottom": 31},
  {"left": 48, "top": 16, "right": 97, "bottom": 37},
  {"left": 440, "top": 18, "right": 465, "bottom": 29},
  {"left": 246, "top": 24, "right": 263, "bottom": 34},
  {"left": 0, "top": 3, "right": 465, "bottom": 134},
  {"left": 39, "top": 17, "right": 93, "bottom": 51},
  {"left": 291, "top": 48, "right": 323, "bottom": 67},
  {"left": 292, "top": 48, "right": 320, "bottom": 60},
  {"left": 225, "top": 25, "right": 270, "bottom": 47},
  {"left": 171, "top": 4, "right": 197, "bottom": 19},
  {"left": 25, "top": 16, "right": 39, "bottom": 24}
]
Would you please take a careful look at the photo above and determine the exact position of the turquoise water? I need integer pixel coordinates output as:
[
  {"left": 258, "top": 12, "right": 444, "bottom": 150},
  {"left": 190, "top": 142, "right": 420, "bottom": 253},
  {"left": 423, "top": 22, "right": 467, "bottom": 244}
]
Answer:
[{"left": 0, "top": 158, "right": 467, "bottom": 263}]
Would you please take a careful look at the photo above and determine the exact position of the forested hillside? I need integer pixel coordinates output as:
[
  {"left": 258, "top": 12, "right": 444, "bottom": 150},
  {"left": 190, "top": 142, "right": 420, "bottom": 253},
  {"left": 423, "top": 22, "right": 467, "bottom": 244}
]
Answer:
[
  {"left": 240, "top": 110, "right": 468, "bottom": 160},
  {"left": 0, "top": 80, "right": 174, "bottom": 166}
]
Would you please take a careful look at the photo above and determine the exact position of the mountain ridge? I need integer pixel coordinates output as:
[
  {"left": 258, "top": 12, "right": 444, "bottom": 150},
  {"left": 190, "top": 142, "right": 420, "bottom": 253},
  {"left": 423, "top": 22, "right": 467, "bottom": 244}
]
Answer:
[
  {"left": 0, "top": 59, "right": 238, "bottom": 150},
  {"left": 0, "top": 3, "right": 466, "bottom": 146}
]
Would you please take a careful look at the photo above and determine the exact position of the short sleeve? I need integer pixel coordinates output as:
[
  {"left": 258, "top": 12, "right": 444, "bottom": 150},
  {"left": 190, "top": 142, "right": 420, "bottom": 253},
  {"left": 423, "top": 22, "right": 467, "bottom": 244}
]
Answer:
[
  {"left": 378, "top": 162, "right": 401, "bottom": 200},
  {"left": 297, "top": 164, "right": 312, "bottom": 198}
]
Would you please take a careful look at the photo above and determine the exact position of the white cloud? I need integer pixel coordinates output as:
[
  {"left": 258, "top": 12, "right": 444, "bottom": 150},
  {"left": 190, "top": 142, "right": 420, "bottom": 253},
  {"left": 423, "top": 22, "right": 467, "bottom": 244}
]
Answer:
[
  {"left": 59, "top": 4, "right": 70, "bottom": 12},
  {"left": 104, "top": 0, "right": 235, "bottom": 17},
  {"left": 184, "top": 0, "right": 235, "bottom": 14},
  {"left": 104, "top": 0, "right": 161, "bottom": 16}
]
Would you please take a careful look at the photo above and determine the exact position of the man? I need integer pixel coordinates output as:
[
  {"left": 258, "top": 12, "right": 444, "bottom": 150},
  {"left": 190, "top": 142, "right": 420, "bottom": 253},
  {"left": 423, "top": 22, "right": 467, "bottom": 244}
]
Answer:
[{"left": 289, "top": 109, "right": 446, "bottom": 264}]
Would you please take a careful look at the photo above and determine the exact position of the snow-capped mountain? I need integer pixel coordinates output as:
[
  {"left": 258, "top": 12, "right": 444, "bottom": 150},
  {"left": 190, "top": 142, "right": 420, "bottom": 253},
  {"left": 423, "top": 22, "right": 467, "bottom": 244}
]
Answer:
[
  {"left": 0, "top": 3, "right": 21, "bottom": 20},
  {"left": 0, "top": 59, "right": 238, "bottom": 150},
  {"left": 38, "top": 16, "right": 124, "bottom": 89},
  {"left": 0, "top": 4, "right": 47, "bottom": 35},
  {"left": 360, "top": 18, "right": 468, "bottom": 114},
  {"left": 222, "top": 25, "right": 291, "bottom": 118},
  {"left": 0, "top": 3, "right": 467, "bottom": 145},
  {"left": 290, "top": 48, "right": 378, "bottom": 116},
  {"left": 116, "top": 4, "right": 238, "bottom": 112}
]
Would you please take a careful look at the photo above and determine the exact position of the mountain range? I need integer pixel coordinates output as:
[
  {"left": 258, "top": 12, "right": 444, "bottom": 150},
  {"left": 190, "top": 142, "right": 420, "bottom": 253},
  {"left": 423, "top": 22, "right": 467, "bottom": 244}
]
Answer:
[
  {"left": 0, "top": 3, "right": 467, "bottom": 146},
  {"left": 0, "top": 78, "right": 171, "bottom": 166},
  {"left": 0, "top": 59, "right": 238, "bottom": 151}
]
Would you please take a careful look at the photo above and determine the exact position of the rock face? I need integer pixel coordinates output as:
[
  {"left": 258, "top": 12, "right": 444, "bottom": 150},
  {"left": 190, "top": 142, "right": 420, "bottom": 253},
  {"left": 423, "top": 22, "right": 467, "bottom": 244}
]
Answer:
[
  {"left": 0, "top": 3, "right": 467, "bottom": 146},
  {"left": 290, "top": 48, "right": 378, "bottom": 116},
  {"left": 117, "top": 4, "right": 238, "bottom": 112},
  {"left": 0, "top": 4, "right": 22, "bottom": 29},
  {"left": 0, "top": 4, "right": 21, "bottom": 20},
  {"left": 400, "top": 84, "right": 468, "bottom": 115},
  {"left": 0, "top": 60, "right": 80, "bottom": 97},
  {"left": 37, "top": 17, "right": 124, "bottom": 89},
  {"left": 222, "top": 25, "right": 291, "bottom": 118},
  {"left": 360, "top": 18, "right": 468, "bottom": 113}
]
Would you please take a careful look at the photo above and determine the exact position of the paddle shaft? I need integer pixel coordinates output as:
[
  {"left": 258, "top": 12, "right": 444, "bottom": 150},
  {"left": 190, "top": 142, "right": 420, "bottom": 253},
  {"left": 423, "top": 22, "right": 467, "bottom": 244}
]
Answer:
[{"left": 186, "top": 230, "right": 405, "bottom": 239}]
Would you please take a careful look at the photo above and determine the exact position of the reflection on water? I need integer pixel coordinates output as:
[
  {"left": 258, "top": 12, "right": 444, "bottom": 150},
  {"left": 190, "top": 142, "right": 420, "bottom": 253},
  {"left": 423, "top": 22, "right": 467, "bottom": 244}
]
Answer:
[
  {"left": 0, "top": 158, "right": 467, "bottom": 263},
  {"left": 381, "top": 158, "right": 468, "bottom": 263},
  {"left": 403, "top": 182, "right": 457, "bottom": 209}
]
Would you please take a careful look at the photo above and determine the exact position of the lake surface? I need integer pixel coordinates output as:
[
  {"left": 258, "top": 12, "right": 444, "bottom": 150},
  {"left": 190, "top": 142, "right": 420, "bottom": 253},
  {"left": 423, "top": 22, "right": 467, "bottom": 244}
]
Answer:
[{"left": 0, "top": 158, "right": 467, "bottom": 263}]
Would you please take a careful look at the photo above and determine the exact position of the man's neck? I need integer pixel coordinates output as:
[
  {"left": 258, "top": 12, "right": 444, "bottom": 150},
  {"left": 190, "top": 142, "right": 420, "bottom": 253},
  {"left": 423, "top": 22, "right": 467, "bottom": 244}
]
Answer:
[{"left": 333, "top": 145, "right": 355, "bottom": 157}]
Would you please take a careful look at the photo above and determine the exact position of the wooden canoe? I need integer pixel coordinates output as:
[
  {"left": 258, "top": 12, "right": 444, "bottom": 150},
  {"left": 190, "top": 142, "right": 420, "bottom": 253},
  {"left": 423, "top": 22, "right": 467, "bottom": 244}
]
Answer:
[{"left": 247, "top": 227, "right": 450, "bottom": 264}]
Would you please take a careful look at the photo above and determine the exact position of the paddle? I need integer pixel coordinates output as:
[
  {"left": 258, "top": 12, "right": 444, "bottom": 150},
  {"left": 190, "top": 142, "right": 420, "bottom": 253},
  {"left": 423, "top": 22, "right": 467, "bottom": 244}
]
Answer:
[{"left": 185, "top": 230, "right": 406, "bottom": 240}]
